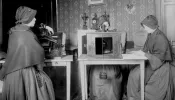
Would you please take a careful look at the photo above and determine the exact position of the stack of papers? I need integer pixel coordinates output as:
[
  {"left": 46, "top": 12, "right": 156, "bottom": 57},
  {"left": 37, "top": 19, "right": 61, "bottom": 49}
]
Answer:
[{"left": 54, "top": 57, "right": 62, "bottom": 59}]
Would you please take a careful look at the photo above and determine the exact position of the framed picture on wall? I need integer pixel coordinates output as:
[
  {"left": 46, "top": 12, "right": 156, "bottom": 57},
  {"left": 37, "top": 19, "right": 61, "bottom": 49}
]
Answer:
[{"left": 88, "top": 0, "right": 104, "bottom": 6}]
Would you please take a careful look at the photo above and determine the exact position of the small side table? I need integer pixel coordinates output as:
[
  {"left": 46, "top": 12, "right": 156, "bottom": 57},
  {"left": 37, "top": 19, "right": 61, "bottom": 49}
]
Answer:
[
  {"left": 0, "top": 55, "right": 73, "bottom": 100},
  {"left": 45, "top": 55, "right": 73, "bottom": 100}
]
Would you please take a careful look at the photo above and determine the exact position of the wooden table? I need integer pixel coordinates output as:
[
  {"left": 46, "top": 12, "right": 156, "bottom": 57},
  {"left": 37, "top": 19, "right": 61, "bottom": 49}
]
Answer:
[
  {"left": 78, "top": 54, "right": 147, "bottom": 100},
  {"left": 0, "top": 55, "right": 73, "bottom": 100}
]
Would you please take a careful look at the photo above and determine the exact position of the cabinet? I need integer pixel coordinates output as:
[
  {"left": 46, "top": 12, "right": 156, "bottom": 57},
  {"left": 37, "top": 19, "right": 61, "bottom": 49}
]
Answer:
[
  {"left": 77, "top": 30, "right": 127, "bottom": 57},
  {"left": 77, "top": 30, "right": 96, "bottom": 57}
]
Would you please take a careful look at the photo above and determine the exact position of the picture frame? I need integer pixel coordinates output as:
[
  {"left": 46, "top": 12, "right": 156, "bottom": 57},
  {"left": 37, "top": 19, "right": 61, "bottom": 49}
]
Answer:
[{"left": 88, "top": 0, "right": 104, "bottom": 6}]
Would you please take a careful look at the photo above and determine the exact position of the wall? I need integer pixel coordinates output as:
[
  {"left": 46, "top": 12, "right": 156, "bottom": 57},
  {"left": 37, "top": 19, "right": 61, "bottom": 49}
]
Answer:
[
  {"left": 0, "top": 0, "right": 2, "bottom": 49},
  {"left": 161, "top": 0, "right": 175, "bottom": 41},
  {"left": 57, "top": 0, "right": 155, "bottom": 47}
]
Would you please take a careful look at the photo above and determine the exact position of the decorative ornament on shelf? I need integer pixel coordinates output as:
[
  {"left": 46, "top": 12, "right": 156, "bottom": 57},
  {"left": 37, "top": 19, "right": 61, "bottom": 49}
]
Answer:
[
  {"left": 101, "top": 11, "right": 110, "bottom": 22},
  {"left": 98, "top": 11, "right": 110, "bottom": 32},
  {"left": 81, "top": 13, "right": 89, "bottom": 30},
  {"left": 125, "top": 0, "right": 136, "bottom": 14},
  {"left": 91, "top": 13, "right": 99, "bottom": 30}
]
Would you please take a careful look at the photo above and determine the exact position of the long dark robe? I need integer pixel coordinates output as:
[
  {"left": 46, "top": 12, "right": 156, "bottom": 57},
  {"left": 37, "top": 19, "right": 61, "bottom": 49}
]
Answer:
[
  {"left": 0, "top": 24, "right": 55, "bottom": 100},
  {"left": 127, "top": 29, "right": 173, "bottom": 100}
]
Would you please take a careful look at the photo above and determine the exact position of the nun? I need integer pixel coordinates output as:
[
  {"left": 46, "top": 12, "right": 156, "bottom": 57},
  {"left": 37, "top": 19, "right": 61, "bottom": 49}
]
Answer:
[
  {"left": 127, "top": 15, "right": 174, "bottom": 100},
  {"left": 0, "top": 6, "right": 55, "bottom": 100}
]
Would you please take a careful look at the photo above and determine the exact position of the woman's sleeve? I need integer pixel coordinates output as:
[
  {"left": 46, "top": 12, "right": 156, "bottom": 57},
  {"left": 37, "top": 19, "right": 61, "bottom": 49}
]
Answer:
[
  {"left": 142, "top": 34, "right": 150, "bottom": 52},
  {"left": 145, "top": 36, "right": 168, "bottom": 70}
]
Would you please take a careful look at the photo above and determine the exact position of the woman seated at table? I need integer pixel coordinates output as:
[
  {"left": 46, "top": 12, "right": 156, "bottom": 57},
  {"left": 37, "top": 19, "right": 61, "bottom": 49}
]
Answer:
[{"left": 127, "top": 15, "right": 174, "bottom": 100}]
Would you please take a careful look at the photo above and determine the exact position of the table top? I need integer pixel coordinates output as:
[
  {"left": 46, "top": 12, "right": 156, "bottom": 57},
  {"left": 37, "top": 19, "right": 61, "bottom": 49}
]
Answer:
[
  {"left": 45, "top": 55, "right": 73, "bottom": 62},
  {"left": 0, "top": 55, "right": 73, "bottom": 64},
  {"left": 78, "top": 54, "right": 147, "bottom": 61}
]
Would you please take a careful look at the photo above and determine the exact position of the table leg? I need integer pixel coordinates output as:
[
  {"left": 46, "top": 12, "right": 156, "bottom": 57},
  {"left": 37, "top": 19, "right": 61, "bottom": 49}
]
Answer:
[
  {"left": 84, "top": 64, "right": 88, "bottom": 100},
  {"left": 79, "top": 61, "right": 85, "bottom": 100},
  {"left": 140, "top": 61, "right": 145, "bottom": 100},
  {"left": 66, "top": 62, "right": 71, "bottom": 100}
]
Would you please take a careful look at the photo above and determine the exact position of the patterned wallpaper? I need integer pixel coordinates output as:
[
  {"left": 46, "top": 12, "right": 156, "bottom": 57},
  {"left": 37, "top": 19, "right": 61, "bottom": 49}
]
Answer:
[{"left": 57, "top": 0, "right": 155, "bottom": 46}]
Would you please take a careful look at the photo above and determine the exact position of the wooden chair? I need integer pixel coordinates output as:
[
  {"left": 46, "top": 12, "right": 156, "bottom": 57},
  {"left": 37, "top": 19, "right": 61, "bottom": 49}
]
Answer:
[{"left": 132, "top": 30, "right": 148, "bottom": 50}]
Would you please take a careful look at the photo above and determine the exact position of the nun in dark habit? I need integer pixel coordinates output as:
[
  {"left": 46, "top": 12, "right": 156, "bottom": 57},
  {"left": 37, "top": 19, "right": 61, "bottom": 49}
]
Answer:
[
  {"left": 127, "top": 15, "right": 174, "bottom": 100},
  {"left": 0, "top": 6, "right": 55, "bottom": 100}
]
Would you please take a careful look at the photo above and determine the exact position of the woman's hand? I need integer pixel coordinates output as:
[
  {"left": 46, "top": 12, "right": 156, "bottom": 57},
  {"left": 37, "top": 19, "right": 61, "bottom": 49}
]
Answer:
[{"left": 36, "top": 63, "right": 45, "bottom": 71}]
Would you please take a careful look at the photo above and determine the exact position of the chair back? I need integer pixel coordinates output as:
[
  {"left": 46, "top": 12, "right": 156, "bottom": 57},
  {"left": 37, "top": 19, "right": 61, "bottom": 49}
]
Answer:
[
  {"left": 133, "top": 30, "right": 148, "bottom": 49},
  {"left": 120, "top": 32, "right": 127, "bottom": 53}
]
